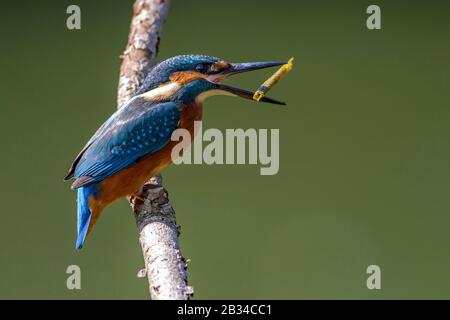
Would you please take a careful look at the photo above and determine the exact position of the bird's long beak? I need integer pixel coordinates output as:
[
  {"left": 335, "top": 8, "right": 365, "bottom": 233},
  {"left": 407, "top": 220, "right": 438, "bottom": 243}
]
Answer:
[{"left": 216, "top": 61, "right": 287, "bottom": 105}]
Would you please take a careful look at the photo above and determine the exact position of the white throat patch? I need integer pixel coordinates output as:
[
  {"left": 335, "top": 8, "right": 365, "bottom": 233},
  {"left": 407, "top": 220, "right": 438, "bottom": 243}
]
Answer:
[{"left": 140, "top": 82, "right": 181, "bottom": 101}]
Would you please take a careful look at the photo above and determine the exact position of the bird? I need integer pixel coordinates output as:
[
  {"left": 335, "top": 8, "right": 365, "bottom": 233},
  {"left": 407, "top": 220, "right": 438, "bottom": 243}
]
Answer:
[{"left": 65, "top": 54, "right": 286, "bottom": 249}]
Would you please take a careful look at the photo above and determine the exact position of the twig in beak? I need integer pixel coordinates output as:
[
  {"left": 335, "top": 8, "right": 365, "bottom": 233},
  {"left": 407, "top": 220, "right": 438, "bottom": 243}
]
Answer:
[{"left": 253, "top": 57, "right": 294, "bottom": 101}]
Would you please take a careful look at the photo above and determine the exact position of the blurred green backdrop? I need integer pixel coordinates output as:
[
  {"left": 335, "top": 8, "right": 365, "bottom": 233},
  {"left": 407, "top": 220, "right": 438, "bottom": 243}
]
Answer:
[{"left": 0, "top": 0, "right": 449, "bottom": 299}]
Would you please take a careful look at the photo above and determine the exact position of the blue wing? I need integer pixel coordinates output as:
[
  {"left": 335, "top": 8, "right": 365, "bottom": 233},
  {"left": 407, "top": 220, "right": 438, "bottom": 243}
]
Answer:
[{"left": 70, "top": 99, "right": 180, "bottom": 189}]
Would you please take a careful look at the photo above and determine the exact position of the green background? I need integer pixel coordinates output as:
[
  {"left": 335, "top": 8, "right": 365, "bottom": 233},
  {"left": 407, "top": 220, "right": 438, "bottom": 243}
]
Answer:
[{"left": 0, "top": 0, "right": 449, "bottom": 299}]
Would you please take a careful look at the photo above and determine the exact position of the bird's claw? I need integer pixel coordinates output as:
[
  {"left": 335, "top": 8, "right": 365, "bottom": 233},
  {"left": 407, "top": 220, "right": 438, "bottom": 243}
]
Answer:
[{"left": 129, "top": 193, "right": 145, "bottom": 203}]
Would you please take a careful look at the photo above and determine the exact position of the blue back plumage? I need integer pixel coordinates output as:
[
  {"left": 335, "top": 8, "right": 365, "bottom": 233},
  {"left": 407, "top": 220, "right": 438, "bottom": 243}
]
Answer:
[{"left": 72, "top": 100, "right": 180, "bottom": 187}]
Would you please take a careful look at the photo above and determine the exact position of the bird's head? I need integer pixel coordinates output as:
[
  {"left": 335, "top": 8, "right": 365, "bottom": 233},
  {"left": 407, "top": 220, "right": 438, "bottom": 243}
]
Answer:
[{"left": 136, "top": 54, "right": 286, "bottom": 105}]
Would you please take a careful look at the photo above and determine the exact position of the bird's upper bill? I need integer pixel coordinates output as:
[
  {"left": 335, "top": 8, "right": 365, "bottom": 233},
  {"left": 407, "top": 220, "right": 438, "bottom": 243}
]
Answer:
[{"left": 167, "top": 58, "right": 287, "bottom": 105}]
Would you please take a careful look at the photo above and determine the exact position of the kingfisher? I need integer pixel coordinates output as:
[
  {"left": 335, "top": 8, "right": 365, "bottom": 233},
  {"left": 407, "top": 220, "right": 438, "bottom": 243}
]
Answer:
[{"left": 65, "top": 55, "right": 286, "bottom": 249}]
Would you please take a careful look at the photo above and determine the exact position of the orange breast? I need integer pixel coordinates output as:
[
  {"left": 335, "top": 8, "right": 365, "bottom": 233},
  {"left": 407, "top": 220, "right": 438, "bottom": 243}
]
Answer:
[{"left": 95, "top": 102, "right": 203, "bottom": 208}]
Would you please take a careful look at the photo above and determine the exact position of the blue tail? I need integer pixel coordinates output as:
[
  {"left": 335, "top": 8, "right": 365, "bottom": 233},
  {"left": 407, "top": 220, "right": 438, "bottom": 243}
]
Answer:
[{"left": 76, "top": 184, "right": 99, "bottom": 250}]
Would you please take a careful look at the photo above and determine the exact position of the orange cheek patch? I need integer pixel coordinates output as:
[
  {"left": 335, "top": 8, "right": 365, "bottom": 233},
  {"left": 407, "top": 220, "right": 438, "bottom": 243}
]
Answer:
[{"left": 170, "top": 71, "right": 206, "bottom": 84}]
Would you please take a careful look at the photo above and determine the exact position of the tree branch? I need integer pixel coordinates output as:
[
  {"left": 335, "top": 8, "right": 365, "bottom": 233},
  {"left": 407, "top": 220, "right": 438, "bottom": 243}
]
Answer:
[{"left": 117, "top": 0, "right": 193, "bottom": 300}]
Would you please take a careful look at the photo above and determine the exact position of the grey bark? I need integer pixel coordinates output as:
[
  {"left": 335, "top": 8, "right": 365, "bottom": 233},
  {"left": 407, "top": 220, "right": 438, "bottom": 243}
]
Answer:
[{"left": 116, "top": 0, "right": 193, "bottom": 300}]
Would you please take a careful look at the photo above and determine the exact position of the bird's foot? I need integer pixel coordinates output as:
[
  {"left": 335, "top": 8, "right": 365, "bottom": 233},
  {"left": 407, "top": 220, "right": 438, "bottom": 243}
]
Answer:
[{"left": 129, "top": 193, "right": 145, "bottom": 204}]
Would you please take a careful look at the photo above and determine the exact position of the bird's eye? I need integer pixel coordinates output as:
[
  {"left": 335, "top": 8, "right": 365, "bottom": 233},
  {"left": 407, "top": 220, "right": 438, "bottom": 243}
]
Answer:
[{"left": 195, "top": 63, "right": 209, "bottom": 73}]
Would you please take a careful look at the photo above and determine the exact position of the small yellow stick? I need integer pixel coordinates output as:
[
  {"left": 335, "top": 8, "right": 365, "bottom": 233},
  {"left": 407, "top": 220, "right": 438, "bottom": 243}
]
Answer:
[{"left": 253, "top": 57, "right": 294, "bottom": 101}]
